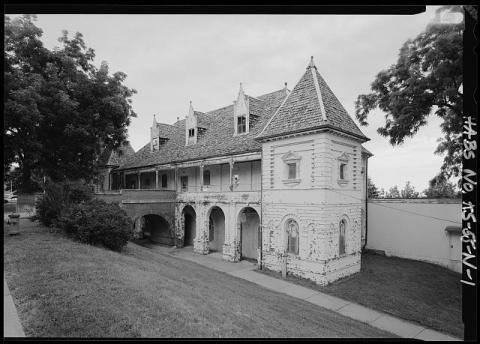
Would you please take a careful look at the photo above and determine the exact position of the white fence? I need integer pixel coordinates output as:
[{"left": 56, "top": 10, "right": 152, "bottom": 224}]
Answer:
[{"left": 366, "top": 198, "right": 462, "bottom": 273}]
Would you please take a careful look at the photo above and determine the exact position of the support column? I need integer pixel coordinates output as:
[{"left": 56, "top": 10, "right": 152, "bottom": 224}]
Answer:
[
  {"left": 229, "top": 159, "right": 234, "bottom": 191},
  {"left": 174, "top": 166, "right": 178, "bottom": 192},
  {"left": 123, "top": 172, "right": 126, "bottom": 189},
  {"left": 199, "top": 163, "right": 204, "bottom": 192},
  {"left": 155, "top": 169, "right": 159, "bottom": 189},
  {"left": 137, "top": 172, "right": 141, "bottom": 190},
  {"left": 193, "top": 203, "right": 209, "bottom": 255}
]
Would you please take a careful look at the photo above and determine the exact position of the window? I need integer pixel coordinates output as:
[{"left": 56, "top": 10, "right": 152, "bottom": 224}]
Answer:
[
  {"left": 203, "top": 170, "right": 210, "bottom": 186},
  {"left": 188, "top": 128, "right": 195, "bottom": 137},
  {"left": 281, "top": 151, "right": 301, "bottom": 184},
  {"left": 337, "top": 153, "right": 349, "bottom": 185},
  {"left": 287, "top": 163, "right": 296, "bottom": 179},
  {"left": 340, "top": 163, "right": 346, "bottom": 180},
  {"left": 152, "top": 138, "right": 159, "bottom": 151},
  {"left": 237, "top": 116, "right": 246, "bottom": 134},
  {"left": 339, "top": 219, "right": 346, "bottom": 255},
  {"left": 285, "top": 219, "right": 299, "bottom": 255},
  {"left": 161, "top": 174, "right": 168, "bottom": 188},
  {"left": 181, "top": 176, "right": 188, "bottom": 192}
]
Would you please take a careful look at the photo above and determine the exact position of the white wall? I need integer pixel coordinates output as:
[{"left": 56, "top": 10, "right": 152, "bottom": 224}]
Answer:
[{"left": 366, "top": 198, "right": 462, "bottom": 273}]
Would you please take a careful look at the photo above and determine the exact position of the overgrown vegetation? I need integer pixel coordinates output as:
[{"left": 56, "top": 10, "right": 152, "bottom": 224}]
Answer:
[
  {"left": 34, "top": 180, "right": 93, "bottom": 227},
  {"left": 59, "top": 199, "right": 133, "bottom": 251},
  {"left": 34, "top": 180, "right": 132, "bottom": 251}
]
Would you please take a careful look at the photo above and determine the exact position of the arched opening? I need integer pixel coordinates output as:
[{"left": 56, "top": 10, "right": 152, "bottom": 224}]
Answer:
[
  {"left": 182, "top": 205, "right": 196, "bottom": 247},
  {"left": 238, "top": 207, "right": 260, "bottom": 261},
  {"left": 208, "top": 206, "right": 225, "bottom": 252},
  {"left": 142, "top": 214, "right": 173, "bottom": 245}
]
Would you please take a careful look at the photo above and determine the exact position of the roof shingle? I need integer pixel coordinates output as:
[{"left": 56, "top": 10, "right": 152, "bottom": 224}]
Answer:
[{"left": 256, "top": 62, "right": 368, "bottom": 141}]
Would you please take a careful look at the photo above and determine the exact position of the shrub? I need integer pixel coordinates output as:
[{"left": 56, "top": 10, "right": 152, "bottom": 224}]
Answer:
[
  {"left": 35, "top": 182, "right": 69, "bottom": 227},
  {"left": 35, "top": 180, "right": 93, "bottom": 227},
  {"left": 59, "top": 199, "right": 133, "bottom": 251}
]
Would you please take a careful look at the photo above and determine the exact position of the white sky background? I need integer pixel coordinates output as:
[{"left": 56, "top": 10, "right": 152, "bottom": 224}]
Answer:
[{"left": 24, "top": 7, "right": 450, "bottom": 192}]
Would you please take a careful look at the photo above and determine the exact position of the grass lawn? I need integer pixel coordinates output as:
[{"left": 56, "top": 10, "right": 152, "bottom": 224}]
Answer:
[
  {"left": 258, "top": 252, "right": 463, "bottom": 339},
  {"left": 3, "top": 219, "right": 395, "bottom": 338}
]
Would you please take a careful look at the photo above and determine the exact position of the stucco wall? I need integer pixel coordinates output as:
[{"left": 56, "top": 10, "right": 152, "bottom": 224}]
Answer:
[
  {"left": 261, "top": 132, "right": 366, "bottom": 285},
  {"left": 366, "top": 198, "right": 462, "bottom": 273}
]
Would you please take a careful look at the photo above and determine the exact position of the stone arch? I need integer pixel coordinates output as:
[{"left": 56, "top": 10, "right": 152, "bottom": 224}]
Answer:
[
  {"left": 279, "top": 213, "right": 303, "bottom": 253},
  {"left": 206, "top": 205, "right": 226, "bottom": 253},
  {"left": 237, "top": 207, "right": 261, "bottom": 261},
  {"left": 182, "top": 204, "right": 197, "bottom": 247},
  {"left": 135, "top": 213, "right": 175, "bottom": 246}
]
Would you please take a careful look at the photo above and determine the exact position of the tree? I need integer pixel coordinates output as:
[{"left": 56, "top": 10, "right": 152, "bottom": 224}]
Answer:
[
  {"left": 367, "top": 177, "right": 380, "bottom": 198},
  {"left": 4, "top": 15, "right": 137, "bottom": 192},
  {"left": 355, "top": 6, "right": 463, "bottom": 182},
  {"left": 400, "top": 181, "right": 420, "bottom": 198},
  {"left": 378, "top": 188, "right": 386, "bottom": 198},
  {"left": 423, "top": 174, "right": 460, "bottom": 198},
  {"left": 386, "top": 185, "right": 400, "bottom": 198}
]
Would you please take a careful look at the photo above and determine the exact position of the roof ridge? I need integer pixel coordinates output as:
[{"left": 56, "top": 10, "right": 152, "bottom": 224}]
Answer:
[
  {"left": 311, "top": 67, "right": 327, "bottom": 121},
  {"left": 255, "top": 73, "right": 305, "bottom": 139}
]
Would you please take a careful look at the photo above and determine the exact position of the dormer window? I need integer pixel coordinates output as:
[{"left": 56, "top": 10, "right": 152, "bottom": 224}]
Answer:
[
  {"left": 152, "top": 138, "right": 159, "bottom": 151},
  {"left": 233, "top": 83, "right": 250, "bottom": 136},
  {"left": 237, "top": 116, "right": 247, "bottom": 134},
  {"left": 188, "top": 128, "right": 195, "bottom": 137}
]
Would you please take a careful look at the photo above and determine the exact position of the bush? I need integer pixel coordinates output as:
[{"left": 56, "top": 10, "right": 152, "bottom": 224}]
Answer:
[
  {"left": 35, "top": 180, "right": 93, "bottom": 227},
  {"left": 59, "top": 199, "right": 133, "bottom": 251}
]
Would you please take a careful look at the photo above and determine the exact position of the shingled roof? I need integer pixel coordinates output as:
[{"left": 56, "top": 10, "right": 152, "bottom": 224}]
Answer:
[
  {"left": 98, "top": 141, "right": 135, "bottom": 167},
  {"left": 118, "top": 88, "right": 288, "bottom": 170},
  {"left": 256, "top": 57, "right": 368, "bottom": 141}
]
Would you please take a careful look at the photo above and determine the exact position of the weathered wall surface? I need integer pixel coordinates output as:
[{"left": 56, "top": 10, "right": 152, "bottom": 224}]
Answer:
[
  {"left": 366, "top": 198, "right": 462, "bottom": 273},
  {"left": 261, "top": 132, "right": 366, "bottom": 285}
]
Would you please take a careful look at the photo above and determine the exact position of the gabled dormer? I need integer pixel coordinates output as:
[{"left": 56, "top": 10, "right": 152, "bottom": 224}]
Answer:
[
  {"left": 185, "top": 101, "right": 199, "bottom": 145},
  {"left": 150, "top": 115, "right": 169, "bottom": 152},
  {"left": 151, "top": 115, "right": 160, "bottom": 152},
  {"left": 233, "top": 83, "right": 250, "bottom": 136}
]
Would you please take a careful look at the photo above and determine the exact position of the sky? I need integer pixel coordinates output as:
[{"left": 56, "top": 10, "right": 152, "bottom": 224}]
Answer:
[{"left": 17, "top": 7, "right": 452, "bottom": 192}]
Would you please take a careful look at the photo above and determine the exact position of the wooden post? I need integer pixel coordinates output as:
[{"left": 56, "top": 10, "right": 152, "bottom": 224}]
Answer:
[
  {"left": 174, "top": 166, "right": 178, "bottom": 192},
  {"left": 137, "top": 172, "right": 141, "bottom": 190},
  {"left": 199, "top": 163, "right": 204, "bottom": 192},
  {"left": 229, "top": 159, "right": 234, "bottom": 191},
  {"left": 155, "top": 170, "right": 159, "bottom": 189}
]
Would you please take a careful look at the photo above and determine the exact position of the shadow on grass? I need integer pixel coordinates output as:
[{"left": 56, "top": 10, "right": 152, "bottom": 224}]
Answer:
[{"left": 256, "top": 252, "right": 463, "bottom": 339}]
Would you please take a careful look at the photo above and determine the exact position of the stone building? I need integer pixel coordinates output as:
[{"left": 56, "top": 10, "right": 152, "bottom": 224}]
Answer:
[{"left": 96, "top": 57, "right": 372, "bottom": 285}]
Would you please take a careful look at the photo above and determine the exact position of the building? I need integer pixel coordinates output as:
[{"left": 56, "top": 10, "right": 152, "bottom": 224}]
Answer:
[{"left": 96, "top": 57, "right": 372, "bottom": 285}]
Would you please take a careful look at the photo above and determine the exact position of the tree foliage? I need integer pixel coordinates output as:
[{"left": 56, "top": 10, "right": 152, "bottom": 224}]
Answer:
[
  {"left": 423, "top": 174, "right": 460, "bottom": 198},
  {"left": 386, "top": 185, "right": 401, "bottom": 198},
  {"left": 367, "top": 177, "right": 380, "bottom": 198},
  {"left": 4, "top": 15, "right": 137, "bottom": 192},
  {"left": 400, "top": 181, "right": 420, "bottom": 198},
  {"left": 355, "top": 6, "right": 463, "bottom": 181}
]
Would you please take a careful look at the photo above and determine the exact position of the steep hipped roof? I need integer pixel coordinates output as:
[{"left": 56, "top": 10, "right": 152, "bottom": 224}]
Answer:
[
  {"left": 256, "top": 57, "right": 368, "bottom": 141},
  {"left": 98, "top": 141, "right": 135, "bottom": 167},
  {"left": 118, "top": 88, "right": 287, "bottom": 170}
]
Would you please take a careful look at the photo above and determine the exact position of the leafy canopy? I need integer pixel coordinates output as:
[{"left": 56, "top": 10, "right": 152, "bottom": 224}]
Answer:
[
  {"left": 4, "top": 15, "right": 137, "bottom": 192},
  {"left": 355, "top": 6, "right": 463, "bottom": 181}
]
